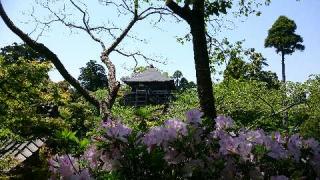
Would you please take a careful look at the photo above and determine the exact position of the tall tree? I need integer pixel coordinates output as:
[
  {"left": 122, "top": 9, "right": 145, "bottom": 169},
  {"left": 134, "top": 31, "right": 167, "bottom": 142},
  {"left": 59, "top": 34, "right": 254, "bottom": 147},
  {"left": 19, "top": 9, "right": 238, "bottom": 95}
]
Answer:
[
  {"left": 265, "top": 16, "right": 305, "bottom": 126},
  {"left": 265, "top": 16, "right": 305, "bottom": 83},
  {"left": 78, "top": 60, "right": 108, "bottom": 92},
  {"left": 165, "top": 0, "right": 270, "bottom": 119}
]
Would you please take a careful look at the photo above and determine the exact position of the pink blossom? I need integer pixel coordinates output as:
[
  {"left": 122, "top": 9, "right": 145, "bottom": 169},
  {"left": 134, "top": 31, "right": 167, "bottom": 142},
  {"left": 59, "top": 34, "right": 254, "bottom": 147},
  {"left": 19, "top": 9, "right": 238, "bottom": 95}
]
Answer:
[
  {"left": 219, "top": 135, "right": 240, "bottom": 155},
  {"left": 49, "top": 155, "right": 79, "bottom": 178},
  {"left": 84, "top": 146, "right": 101, "bottom": 169},
  {"left": 165, "top": 119, "right": 188, "bottom": 136},
  {"left": 143, "top": 126, "right": 176, "bottom": 152},
  {"left": 143, "top": 120, "right": 188, "bottom": 152},
  {"left": 238, "top": 141, "right": 253, "bottom": 158},
  {"left": 185, "top": 109, "right": 203, "bottom": 125},
  {"left": 287, "top": 134, "right": 302, "bottom": 162},
  {"left": 215, "top": 115, "right": 234, "bottom": 130},
  {"left": 267, "top": 142, "right": 288, "bottom": 160},
  {"left": 103, "top": 120, "right": 132, "bottom": 141},
  {"left": 70, "top": 168, "right": 92, "bottom": 180},
  {"left": 273, "top": 131, "right": 285, "bottom": 144},
  {"left": 244, "top": 130, "right": 266, "bottom": 145}
]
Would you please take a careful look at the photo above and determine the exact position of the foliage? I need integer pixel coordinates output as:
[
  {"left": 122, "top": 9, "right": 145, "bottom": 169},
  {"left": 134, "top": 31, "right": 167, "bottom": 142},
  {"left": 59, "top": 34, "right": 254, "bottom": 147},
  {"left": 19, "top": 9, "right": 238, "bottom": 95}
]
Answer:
[
  {"left": 215, "top": 79, "right": 283, "bottom": 130},
  {"left": 214, "top": 77, "right": 320, "bottom": 134},
  {"left": 133, "top": 66, "right": 148, "bottom": 73},
  {"left": 0, "top": 42, "right": 99, "bottom": 142},
  {"left": 299, "top": 75, "right": 320, "bottom": 140},
  {"left": 78, "top": 60, "right": 108, "bottom": 92},
  {"left": 0, "top": 55, "right": 66, "bottom": 140},
  {"left": 211, "top": 39, "right": 280, "bottom": 89},
  {"left": 172, "top": 70, "right": 197, "bottom": 91},
  {"left": 265, "top": 16, "right": 305, "bottom": 55},
  {"left": 0, "top": 155, "right": 19, "bottom": 174},
  {"left": 49, "top": 109, "right": 320, "bottom": 179},
  {"left": 0, "top": 43, "right": 46, "bottom": 63}
]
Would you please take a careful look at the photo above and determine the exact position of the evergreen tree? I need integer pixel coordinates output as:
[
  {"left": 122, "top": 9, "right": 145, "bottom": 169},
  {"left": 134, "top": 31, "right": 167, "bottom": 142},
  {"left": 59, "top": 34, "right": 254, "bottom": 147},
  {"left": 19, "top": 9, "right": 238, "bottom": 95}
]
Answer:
[
  {"left": 78, "top": 60, "right": 108, "bottom": 92},
  {"left": 265, "top": 16, "right": 305, "bottom": 83}
]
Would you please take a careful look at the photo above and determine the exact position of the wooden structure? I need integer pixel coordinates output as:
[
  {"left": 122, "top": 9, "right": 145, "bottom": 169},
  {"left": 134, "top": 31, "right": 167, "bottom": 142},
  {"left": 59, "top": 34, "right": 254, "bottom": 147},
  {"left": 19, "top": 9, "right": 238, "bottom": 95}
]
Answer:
[
  {"left": 121, "top": 67, "right": 175, "bottom": 106},
  {"left": 0, "top": 138, "right": 45, "bottom": 172}
]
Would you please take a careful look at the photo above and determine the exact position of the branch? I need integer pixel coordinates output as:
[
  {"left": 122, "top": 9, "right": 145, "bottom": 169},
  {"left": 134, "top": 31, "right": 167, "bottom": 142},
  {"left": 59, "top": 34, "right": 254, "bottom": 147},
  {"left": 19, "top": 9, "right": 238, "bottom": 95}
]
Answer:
[
  {"left": 115, "top": 49, "right": 165, "bottom": 65},
  {"left": 0, "top": 1, "right": 100, "bottom": 109},
  {"left": 69, "top": 0, "right": 106, "bottom": 50},
  {"left": 165, "top": 0, "right": 192, "bottom": 24},
  {"left": 251, "top": 90, "right": 276, "bottom": 114},
  {"left": 105, "top": 17, "right": 138, "bottom": 55},
  {"left": 271, "top": 100, "right": 305, "bottom": 117},
  {"left": 137, "top": 7, "right": 171, "bottom": 21}
]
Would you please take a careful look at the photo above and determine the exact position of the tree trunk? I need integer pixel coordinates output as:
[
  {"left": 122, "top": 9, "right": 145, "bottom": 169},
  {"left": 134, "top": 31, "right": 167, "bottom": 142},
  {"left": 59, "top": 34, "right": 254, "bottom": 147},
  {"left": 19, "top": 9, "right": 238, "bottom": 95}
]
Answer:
[
  {"left": 189, "top": 1, "right": 217, "bottom": 119},
  {"left": 281, "top": 52, "right": 286, "bottom": 83},
  {"left": 165, "top": 0, "right": 217, "bottom": 119},
  {"left": 281, "top": 51, "right": 288, "bottom": 127}
]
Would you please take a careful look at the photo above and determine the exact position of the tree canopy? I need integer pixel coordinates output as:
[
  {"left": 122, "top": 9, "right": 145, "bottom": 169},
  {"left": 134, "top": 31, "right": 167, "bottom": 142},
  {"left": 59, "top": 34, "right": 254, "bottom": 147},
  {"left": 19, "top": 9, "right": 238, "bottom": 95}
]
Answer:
[
  {"left": 265, "top": 16, "right": 305, "bottom": 55},
  {"left": 78, "top": 60, "right": 108, "bottom": 92}
]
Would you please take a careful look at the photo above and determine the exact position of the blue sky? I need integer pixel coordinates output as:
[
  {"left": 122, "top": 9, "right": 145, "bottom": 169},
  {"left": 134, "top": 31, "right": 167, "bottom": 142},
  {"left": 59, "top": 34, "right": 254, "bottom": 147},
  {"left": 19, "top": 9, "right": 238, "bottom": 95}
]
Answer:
[{"left": 0, "top": 0, "right": 319, "bottom": 83}]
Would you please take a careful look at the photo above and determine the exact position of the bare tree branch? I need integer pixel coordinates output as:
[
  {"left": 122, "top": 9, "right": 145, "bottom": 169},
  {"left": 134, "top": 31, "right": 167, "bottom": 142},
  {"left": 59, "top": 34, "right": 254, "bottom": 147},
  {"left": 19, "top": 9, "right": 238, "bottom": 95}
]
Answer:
[
  {"left": 115, "top": 49, "right": 166, "bottom": 65},
  {"left": 0, "top": 1, "right": 100, "bottom": 109},
  {"left": 69, "top": 0, "right": 106, "bottom": 50}
]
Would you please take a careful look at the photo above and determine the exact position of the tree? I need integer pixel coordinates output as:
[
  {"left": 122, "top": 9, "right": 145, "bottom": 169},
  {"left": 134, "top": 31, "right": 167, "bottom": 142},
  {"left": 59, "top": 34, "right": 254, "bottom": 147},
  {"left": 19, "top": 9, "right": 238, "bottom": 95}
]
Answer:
[
  {"left": 0, "top": 0, "right": 167, "bottom": 119},
  {"left": 265, "top": 16, "right": 305, "bottom": 126},
  {"left": 265, "top": 16, "right": 305, "bottom": 83},
  {"left": 0, "top": 43, "right": 46, "bottom": 63},
  {"left": 179, "top": 77, "right": 189, "bottom": 91},
  {"left": 220, "top": 42, "right": 280, "bottom": 89},
  {"left": 172, "top": 70, "right": 183, "bottom": 87},
  {"left": 0, "top": 55, "right": 63, "bottom": 140},
  {"left": 171, "top": 70, "right": 196, "bottom": 91},
  {"left": 165, "top": 0, "right": 218, "bottom": 119},
  {"left": 224, "top": 58, "right": 247, "bottom": 80},
  {"left": 78, "top": 60, "right": 108, "bottom": 92},
  {"left": 165, "top": 0, "right": 270, "bottom": 119}
]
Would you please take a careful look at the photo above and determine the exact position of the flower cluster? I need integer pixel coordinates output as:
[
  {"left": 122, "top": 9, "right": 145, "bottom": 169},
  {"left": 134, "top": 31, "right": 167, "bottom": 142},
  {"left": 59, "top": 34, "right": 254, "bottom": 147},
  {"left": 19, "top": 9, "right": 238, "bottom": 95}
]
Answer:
[
  {"left": 49, "top": 154, "right": 91, "bottom": 180},
  {"left": 50, "top": 109, "right": 320, "bottom": 179},
  {"left": 185, "top": 108, "right": 203, "bottom": 125},
  {"left": 102, "top": 119, "right": 132, "bottom": 142},
  {"left": 143, "top": 119, "right": 187, "bottom": 151}
]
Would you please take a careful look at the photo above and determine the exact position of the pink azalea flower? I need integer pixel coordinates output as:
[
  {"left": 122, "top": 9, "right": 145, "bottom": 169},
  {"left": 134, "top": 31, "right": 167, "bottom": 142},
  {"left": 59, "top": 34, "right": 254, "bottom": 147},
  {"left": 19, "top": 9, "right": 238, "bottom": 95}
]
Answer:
[
  {"left": 215, "top": 115, "right": 234, "bottom": 130},
  {"left": 103, "top": 120, "right": 132, "bottom": 141},
  {"left": 185, "top": 109, "right": 203, "bottom": 125},
  {"left": 165, "top": 119, "right": 188, "bottom": 136},
  {"left": 288, "top": 134, "right": 302, "bottom": 162},
  {"left": 70, "top": 168, "right": 92, "bottom": 180}
]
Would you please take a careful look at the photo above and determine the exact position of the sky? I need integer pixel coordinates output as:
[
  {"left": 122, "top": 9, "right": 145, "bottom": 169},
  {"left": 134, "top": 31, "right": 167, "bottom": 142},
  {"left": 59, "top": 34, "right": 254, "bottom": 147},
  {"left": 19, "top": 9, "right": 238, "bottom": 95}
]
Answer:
[{"left": 0, "top": 0, "right": 319, "bottom": 83}]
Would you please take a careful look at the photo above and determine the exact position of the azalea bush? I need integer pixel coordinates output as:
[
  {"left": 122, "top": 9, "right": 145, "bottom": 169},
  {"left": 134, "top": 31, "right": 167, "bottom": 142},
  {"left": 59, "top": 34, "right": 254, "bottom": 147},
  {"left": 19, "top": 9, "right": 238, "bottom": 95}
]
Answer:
[{"left": 48, "top": 109, "right": 320, "bottom": 179}]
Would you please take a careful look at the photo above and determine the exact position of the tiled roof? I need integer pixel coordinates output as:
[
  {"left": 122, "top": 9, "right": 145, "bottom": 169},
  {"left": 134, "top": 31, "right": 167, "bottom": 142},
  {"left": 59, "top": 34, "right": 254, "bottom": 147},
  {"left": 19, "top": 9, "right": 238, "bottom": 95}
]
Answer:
[
  {"left": 121, "top": 67, "right": 173, "bottom": 83},
  {"left": 0, "top": 138, "right": 45, "bottom": 170}
]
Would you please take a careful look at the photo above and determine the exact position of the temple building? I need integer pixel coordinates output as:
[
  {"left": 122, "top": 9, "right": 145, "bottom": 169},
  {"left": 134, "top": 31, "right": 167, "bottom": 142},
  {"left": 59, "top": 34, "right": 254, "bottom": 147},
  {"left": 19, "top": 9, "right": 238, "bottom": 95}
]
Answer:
[{"left": 121, "top": 66, "right": 175, "bottom": 106}]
